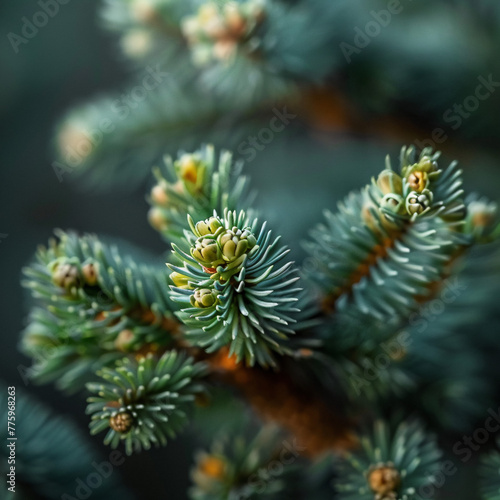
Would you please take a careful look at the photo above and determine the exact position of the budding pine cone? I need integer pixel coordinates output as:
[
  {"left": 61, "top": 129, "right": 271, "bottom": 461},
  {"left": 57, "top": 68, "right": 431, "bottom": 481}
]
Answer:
[
  {"left": 189, "top": 214, "right": 258, "bottom": 279},
  {"left": 368, "top": 463, "right": 401, "bottom": 498},
  {"left": 169, "top": 209, "right": 301, "bottom": 365},
  {"left": 191, "top": 288, "right": 218, "bottom": 308},
  {"left": 109, "top": 412, "right": 134, "bottom": 434},
  {"left": 405, "top": 189, "right": 433, "bottom": 215},
  {"left": 52, "top": 261, "right": 81, "bottom": 290},
  {"left": 374, "top": 152, "right": 446, "bottom": 219},
  {"left": 82, "top": 262, "right": 98, "bottom": 286}
]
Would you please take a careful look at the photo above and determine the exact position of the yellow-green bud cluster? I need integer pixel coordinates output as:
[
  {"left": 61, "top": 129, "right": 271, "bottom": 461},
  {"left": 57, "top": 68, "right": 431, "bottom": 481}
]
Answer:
[
  {"left": 406, "top": 190, "right": 433, "bottom": 215},
  {"left": 375, "top": 155, "right": 440, "bottom": 219},
  {"left": 181, "top": 0, "right": 265, "bottom": 65},
  {"left": 52, "top": 261, "right": 81, "bottom": 290},
  {"left": 464, "top": 198, "right": 499, "bottom": 242},
  {"left": 50, "top": 259, "right": 99, "bottom": 291},
  {"left": 219, "top": 227, "right": 257, "bottom": 262},
  {"left": 195, "top": 216, "right": 223, "bottom": 236},
  {"left": 190, "top": 288, "right": 219, "bottom": 308},
  {"left": 192, "top": 237, "right": 224, "bottom": 268},
  {"left": 189, "top": 215, "right": 258, "bottom": 278},
  {"left": 174, "top": 153, "right": 207, "bottom": 195}
]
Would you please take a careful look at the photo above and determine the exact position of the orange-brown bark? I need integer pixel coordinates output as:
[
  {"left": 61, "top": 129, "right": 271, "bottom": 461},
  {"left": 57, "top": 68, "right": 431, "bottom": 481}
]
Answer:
[{"left": 208, "top": 348, "right": 357, "bottom": 457}]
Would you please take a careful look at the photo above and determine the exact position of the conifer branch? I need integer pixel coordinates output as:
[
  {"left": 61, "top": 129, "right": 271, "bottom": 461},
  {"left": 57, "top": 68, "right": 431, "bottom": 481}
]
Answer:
[
  {"left": 307, "top": 146, "right": 470, "bottom": 322},
  {"left": 21, "top": 230, "right": 179, "bottom": 391}
]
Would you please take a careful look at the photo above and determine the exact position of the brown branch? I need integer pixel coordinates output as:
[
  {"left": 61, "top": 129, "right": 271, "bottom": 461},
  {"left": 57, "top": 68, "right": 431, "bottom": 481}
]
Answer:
[
  {"left": 105, "top": 299, "right": 359, "bottom": 457},
  {"left": 127, "top": 326, "right": 359, "bottom": 457},
  {"left": 298, "top": 86, "right": 428, "bottom": 144},
  {"left": 206, "top": 348, "right": 357, "bottom": 458}
]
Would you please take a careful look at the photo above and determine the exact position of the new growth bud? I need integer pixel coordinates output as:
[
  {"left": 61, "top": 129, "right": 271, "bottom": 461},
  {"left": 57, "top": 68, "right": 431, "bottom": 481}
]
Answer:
[
  {"left": 171, "top": 271, "right": 191, "bottom": 288},
  {"left": 51, "top": 261, "right": 81, "bottom": 290},
  {"left": 368, "top": 463, "right": 401, "bottom": 498},
  {"left": 219, "top": 226, "right": 257, "bottom": 262},
  {"left": 192, "top": 237, "right": 224, "bottom": 268},
  {"left": 109, "top": 411, "right": 134, "bottom": 434},
  {"left": 190, "top": 288, "right": 218, "bottom": 308},
  {"left": 189, "top": 213, "right": 259, "bottom": 280},
  {"left": 407, "top": 170, "right": 429, "bottom": 192},
  {"left": 175, "top": 154, "right": 206, "bottom": 194},
  {"left": 406, "top": 189, "right": 433, "bottom": 215},
  {"left": 82, "top": 262, "right": 98, "bottom": 286},
  {"left": 377, "top": 170, "right": 403, "bottom": 196},
  {"left": 381, "top": 193, "right": 405, "bottom": 215},
  {"left": 195, "top": 216, "right": 223, "bottom": 236}
]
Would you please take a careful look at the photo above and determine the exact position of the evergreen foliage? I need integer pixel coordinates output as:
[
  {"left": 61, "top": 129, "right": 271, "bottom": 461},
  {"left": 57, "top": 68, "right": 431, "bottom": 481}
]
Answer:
[
  {"left": 21, "top": 140, "right": 500, "bottom": 496},
  {"left": 335, "top": 420, "right": 441, "bottom": 500},
  {"left": 189, "top": 425, "right": 294, "bottom": 500},
  {"left": 21, "top": 230, "right": 178, "bottom": 392},
  {"left": 54, "top": 0, "right": 500, "bottom": 188},
  {"left": 169, "top": 208, "right": 305, "bottom": 366},
  {"left": 87, "top": 350, "right": 207, "bottom": 455},
  {"left": 17, "top": 1, "right": 500, "bottom": 498},
  {"left": 147, "top": 145, "right": 252, "bottom": 245}
]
